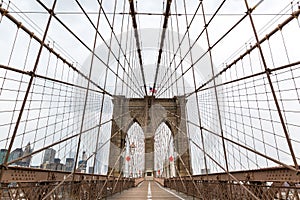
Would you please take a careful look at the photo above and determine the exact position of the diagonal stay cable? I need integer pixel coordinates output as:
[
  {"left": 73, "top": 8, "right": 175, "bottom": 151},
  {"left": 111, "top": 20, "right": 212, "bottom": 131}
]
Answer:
[
  {"left": 76, "top": 0, "right": 145, "bottom": 97},
  {"left": 128, "top": 0, "right": 148, "bottom": 96},
  {"left": 92, "top": 0, "right": 119, "bottom": 174},
  {"left": 5, "top": 109, "right": 131, "bottom": 166},
  {"left": 7, "top": 10, "right": 295, "bottom": 17},
  {"left": 156, "top": 0, "right": 227, "bottom": 97},
  {"left": 168, "top": 117, "right": 260, "bottom": 200},
  {"left": 163, "top": 1, "right": 299, "bottom": 99},
  {"left": 188, "top": 138, "right": 260, "bottom": 200},
  {"left": 95, "top": 0, "right": 144, "bottom": 96},
  {"left": 187, "top": 8, "right": 300, "bottom": 98},
  {"left": 152, "top": 0, "right": 172, "bottom": 97},
  {"left": 113, "top": 0, "right": 127, "bottom": 95},
  {"left": 165, "top": 109, "right": 300, "bottom": 172},
  {"left": 155, "top": 0, "right": 204, "bottom": 96},
  {"left": 97, "top": 146, "right": 126, "bottom": 198},
  {"left": 157, "top": 12, "right": 248, "bottom": 97},
  {"left": 1, "top": 0, "right": 58, "bottom": 170},
  {"left": 72, "top": 0, "right": 104, "bottom": 177},
  {"left": 182, "top": 0, "right": 209, "bottom": 174},
  {"left": 244, "top": 0, "right": 298, "bottom": 169},
  {"left": 36, "top": 0, "right": 143, "bottom": 98},
  {"left": 0, "top": 6, "right": 112, "bottom": 97},
  {"left": 41, "top": 111, "right": 138, "bottom": 199},
  {"left": 0, "top": 64, "right": 105, "bottom": 94}
]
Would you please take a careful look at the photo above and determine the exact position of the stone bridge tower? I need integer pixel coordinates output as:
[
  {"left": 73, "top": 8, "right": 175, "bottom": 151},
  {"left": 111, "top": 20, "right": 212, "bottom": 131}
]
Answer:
[{"left": 109, "top": 95, "right": 190, "bottom": 177}]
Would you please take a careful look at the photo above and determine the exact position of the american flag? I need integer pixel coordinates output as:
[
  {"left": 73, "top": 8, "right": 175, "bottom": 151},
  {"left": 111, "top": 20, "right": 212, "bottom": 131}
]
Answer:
[{"left": 149, "top": 87, "right": 157, "bottom": 93}]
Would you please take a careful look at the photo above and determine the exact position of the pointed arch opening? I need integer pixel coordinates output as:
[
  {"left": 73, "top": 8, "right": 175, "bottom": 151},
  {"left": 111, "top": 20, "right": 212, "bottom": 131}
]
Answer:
[
  {"left": 124, "top": 122, "right": 145, "bottom": 177},
  {"left": 154, "top": 122, "right": 176, "bottom": 178}
]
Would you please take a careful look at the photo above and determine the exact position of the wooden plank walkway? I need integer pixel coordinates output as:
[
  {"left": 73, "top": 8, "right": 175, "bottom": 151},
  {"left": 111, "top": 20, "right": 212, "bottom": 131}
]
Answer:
[{"left": 107, "top": 181, "right": 195, "bottom": 200}]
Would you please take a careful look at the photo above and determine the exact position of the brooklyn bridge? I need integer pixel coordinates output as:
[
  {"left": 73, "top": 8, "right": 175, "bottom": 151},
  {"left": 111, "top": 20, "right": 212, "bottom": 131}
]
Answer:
[{"left": 0, "top": 0, "right": 300, "bottom": 199}]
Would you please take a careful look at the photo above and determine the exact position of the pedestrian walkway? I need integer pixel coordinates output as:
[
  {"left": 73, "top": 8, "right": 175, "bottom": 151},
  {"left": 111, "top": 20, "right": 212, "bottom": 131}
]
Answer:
[{"left": 107, "top": 181, "right": 194, "bottom": 200}]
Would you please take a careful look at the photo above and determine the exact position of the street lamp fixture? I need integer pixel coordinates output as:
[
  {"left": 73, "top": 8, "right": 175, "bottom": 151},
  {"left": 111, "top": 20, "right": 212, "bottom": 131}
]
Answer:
[
  {"left": 129, "top": 142, "right": 136, "bottom": 155},
  {"left": 129, "top": 142, "right": 136, "bottom": 178}
]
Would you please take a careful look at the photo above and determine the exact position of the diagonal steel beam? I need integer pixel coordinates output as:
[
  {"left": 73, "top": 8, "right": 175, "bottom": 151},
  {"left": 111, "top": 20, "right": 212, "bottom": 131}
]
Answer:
[
  {"left": 244, "top": 0, "right": 299, "bottom": 170},
  {"left": 128, "top": 0, "right": 148, "bottom": 96},
  {"left": 152, "top": 0, "right": 172, "bottom": 97},
  {"left": 0, "top": 0, "right": 58, "bottom": 176}
]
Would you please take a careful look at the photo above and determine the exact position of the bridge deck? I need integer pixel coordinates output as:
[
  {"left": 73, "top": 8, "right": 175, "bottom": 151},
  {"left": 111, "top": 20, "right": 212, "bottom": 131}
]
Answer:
[{"left": 107, "top": 181, "right": 194, "bottom": 200}]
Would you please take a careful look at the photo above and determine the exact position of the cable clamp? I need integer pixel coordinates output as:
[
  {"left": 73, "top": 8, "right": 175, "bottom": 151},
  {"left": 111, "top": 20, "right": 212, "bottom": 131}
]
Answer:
[{"left": 28, "top": 71, "right": 36, "bottom": 77}]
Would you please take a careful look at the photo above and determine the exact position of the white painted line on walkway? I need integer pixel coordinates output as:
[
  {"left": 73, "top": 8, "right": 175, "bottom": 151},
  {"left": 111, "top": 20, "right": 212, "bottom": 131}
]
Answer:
[
  {"left": 137, "top": 181, "right": 144, "bottom": 188},
  {"left": 147, "top": 182, "right": 152, "bottom": 199},
  {"left": 156, "top": 182, "right": 185, "bottom": 200}
]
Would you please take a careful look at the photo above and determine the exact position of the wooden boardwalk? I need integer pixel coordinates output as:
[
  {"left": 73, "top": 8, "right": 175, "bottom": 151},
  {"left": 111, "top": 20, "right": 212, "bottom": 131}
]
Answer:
[{"left": 107, "top": 181, "right": 195, "bottom": 200}]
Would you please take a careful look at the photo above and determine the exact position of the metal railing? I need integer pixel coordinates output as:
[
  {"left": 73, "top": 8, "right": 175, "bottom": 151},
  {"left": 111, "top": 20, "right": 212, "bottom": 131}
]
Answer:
[
  {"left": 0, "top": 166, "right": 138, "bottom": 199},
  {"left": 162, "top": 166, "right": 300, "bottom": 200}
]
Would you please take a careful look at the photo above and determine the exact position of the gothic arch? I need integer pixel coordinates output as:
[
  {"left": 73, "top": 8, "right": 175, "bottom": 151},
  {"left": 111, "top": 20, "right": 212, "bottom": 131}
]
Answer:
[
  {"left": 154, "top": 122, "right": 175, "bottom": 178},
  {"left": 109, "top": 95, "right": 190, "bottom": 176}
]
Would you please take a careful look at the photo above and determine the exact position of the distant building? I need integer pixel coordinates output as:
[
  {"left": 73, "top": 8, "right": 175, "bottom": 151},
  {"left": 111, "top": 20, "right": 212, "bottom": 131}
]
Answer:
[
  {"left": 65, "top": 158, "right": 74, "bottom": 172},
  {"left": 100, "top": 164, "right": 108, "bottom": 175},
  {"left": 78, "top": 160, "right": 87, "bottom": 173},
  {"left": 88, "top": 166, "right": 94, "bottom": 174},
  {"left": 43, "top": 148, "right": 56, "bottom": 164},
  {"left": 54, "top": 158, "right": 61, "bottom": 164},
  {"left": 82, "top": 151, "right": 87, "bottom": 161},
  {"left": 1, "top": 144, "right": 32, "bottom": 166},
  {"left": 9, "top": 148, "right": 23, "bottom": 165},
  {"left": 200, "top": 168, "right": 210, "bottom": 174},
  {"left": 0, "top": 149, "right": 8, "bottom": 164},
  {"left": 41, "top": 157, "right": 65, "bottom": 171},
  {"left": 77, "top": 151, "right": 88, "bottom": 173},
  {"left": 41, "top": 162, "right": 66, "bottom": 171},
  {"left": 68, "top": 152, "right": 76, "bottom": 159},
  {"left": 21, "top": 142, "right": 32, "bottom": 167}
]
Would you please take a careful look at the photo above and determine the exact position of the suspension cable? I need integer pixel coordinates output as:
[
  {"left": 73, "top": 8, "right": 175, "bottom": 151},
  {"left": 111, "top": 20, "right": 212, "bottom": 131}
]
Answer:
[
  {"left": 152, "top": 0, "right": 172, "bottom": 97},
  {"left": 188, "top": 8, "right": 300, "bottom": 98},
  {"left": 75, "top": 0, "right": 145, "bottom": 97},
  {"left": 128, "top": 0, "right": 148, "bottom": 96}
]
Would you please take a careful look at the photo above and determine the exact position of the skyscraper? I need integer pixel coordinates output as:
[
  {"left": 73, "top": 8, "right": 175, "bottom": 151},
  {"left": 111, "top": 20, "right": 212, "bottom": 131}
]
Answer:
[
  {"left": 9, "top": 148, "right": 23, "bottom": 165},
  {"left": 43, "top": 148, "right": 56, "bottom": 164},
  {"left": 78, "top": 151, "right": 87, "bottom": 172},
  {"left": 22, "top": 142, "right": 33, "bottom": 167},
  {"left": 82, "top": 151, "right": 87, "bottom": 161},
  {"left": 0, "top": 149, "right": 7, "bottom": 164},
  {"left": 65, "top": 158, "right": 74, "bottom": 172}
]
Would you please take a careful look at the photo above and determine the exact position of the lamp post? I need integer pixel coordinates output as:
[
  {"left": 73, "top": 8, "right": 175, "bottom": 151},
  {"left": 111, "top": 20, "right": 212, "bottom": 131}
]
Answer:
[{"left": 129, "top": 142, "right": 136, "bottom": 177}]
